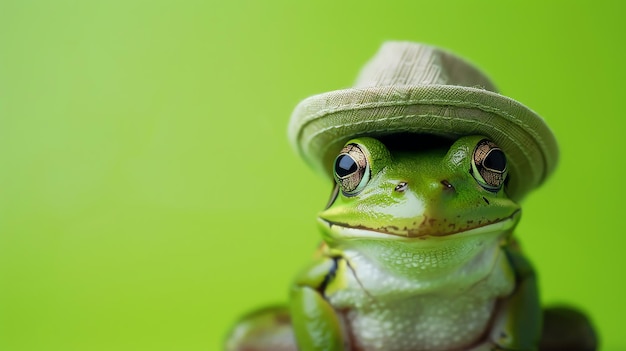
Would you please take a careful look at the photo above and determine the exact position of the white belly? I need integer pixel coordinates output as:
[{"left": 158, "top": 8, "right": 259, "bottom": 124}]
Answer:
[{"left": 326, "top": 243, "right": 515, "bottom": 351}]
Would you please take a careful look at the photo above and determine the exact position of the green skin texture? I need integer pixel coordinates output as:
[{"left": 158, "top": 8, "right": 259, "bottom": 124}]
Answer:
[{"left": 228, "top": 135, "right": 542, "bottom": 351}]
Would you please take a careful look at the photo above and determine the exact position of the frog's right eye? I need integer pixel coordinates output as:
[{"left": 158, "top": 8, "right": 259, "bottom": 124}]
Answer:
[{"left": 333, "top": 143, "right": 370, "bottom": 196}]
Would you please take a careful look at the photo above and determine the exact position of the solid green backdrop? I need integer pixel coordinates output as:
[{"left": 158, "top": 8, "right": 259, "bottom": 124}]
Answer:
[{"left": 0, "top": 1, "right": 623, "bottom": 350}]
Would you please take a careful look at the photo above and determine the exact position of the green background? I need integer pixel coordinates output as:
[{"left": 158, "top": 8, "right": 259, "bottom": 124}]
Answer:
[{"left": 0, "top": 1, "right": 623, "bottom": 350}]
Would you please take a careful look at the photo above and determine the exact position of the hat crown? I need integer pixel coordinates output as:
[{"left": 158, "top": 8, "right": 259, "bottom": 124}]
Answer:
[{"left": 354, "top": 42, "right": 497, "bottom": 92}]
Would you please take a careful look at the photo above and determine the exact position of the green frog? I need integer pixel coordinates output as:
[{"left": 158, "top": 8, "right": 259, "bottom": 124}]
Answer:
[
  {"left": 295, "top": 135, "right": 525, "bottom": 350},
  {"left": 225, "top": 42, "right": 596, "bottom": 351}
]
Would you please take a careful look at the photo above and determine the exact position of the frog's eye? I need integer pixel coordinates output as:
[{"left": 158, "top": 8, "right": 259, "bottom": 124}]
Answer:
[
  {"left": 471, "top": 139, "right": 507, "bottom": 191},
  {"left": 333, "top": 143, "right": 370, "bottom": 196}
]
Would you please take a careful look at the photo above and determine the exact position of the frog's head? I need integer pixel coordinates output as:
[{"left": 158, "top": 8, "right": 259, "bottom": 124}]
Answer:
[{"left": 318, "top": 135, "right": 521, "bottom": 244}]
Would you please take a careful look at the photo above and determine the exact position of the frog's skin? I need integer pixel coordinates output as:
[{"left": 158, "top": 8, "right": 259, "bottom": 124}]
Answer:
[{"left": 225, "top": 135, "right": 595, "bottom": 351}]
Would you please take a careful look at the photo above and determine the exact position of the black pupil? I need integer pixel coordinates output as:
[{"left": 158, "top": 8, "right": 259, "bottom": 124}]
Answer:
[
  {"left": 335, "top": 154, "right": 358, "bottom": 177},
  {"left": 484, "top": 149, "right": 506, "bottom": 172}
]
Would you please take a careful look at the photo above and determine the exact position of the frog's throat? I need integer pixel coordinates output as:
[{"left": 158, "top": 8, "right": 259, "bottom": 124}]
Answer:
[{"left": 318, "top": 209, "right": 521, "bottom": 241}]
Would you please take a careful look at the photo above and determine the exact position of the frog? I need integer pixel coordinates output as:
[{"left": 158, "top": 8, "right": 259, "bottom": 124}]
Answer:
[
  {"left": 291, "top": 135, "right": 527, "bottom": 351},
  {"left": 225, "top": 41, "right": 597, "bottom": 351}
]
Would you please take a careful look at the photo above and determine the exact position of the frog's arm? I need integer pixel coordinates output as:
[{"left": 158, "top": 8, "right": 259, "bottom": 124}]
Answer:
[
  {"left": 289, "top": 255, "right": 347, "bottom": 351},
  {"left": 487, "top": 243, "right": 542, "bottom": 351}
]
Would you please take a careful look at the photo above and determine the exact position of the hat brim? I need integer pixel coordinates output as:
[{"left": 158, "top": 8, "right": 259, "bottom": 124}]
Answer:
[{"left": 288, "top": 84, "right": 558, "bottom": 201}]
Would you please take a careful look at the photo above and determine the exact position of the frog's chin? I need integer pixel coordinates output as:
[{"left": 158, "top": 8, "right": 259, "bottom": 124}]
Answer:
[{"left": 318, "top": 210, "right": 520, "bottom": 242}]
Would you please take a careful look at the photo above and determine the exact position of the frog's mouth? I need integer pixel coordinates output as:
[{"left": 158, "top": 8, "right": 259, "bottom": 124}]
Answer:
[{"left": 318, "top": 209, "right": 521, "bottom": 240}]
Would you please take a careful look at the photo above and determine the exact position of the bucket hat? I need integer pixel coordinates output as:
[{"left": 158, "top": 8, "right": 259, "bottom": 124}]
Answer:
[{"left": 288, "top": 41, "right": 558, "bottom": 201}]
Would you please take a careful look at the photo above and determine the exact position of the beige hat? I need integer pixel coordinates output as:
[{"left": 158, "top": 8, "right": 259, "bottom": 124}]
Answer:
[{"left": 288, "top": 41, "right": 558, "bottom": 201}]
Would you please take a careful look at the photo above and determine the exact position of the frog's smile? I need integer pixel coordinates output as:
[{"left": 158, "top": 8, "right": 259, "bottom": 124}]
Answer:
[{"left": 319, "top": 209, "right": 520, "bottom": 240}]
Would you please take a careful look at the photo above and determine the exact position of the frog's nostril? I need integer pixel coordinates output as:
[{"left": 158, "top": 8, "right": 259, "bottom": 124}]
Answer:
[{"left": 441, "top": 180, "right": 455, "bottom": 191}]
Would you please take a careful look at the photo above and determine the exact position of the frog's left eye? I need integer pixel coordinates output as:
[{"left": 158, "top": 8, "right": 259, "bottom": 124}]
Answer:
[
  {"left": 333, "top": 143, "right": 370, "bottom": 196},
  {"left": 471, "top": 139, "right": 507, "bottom": 191}
]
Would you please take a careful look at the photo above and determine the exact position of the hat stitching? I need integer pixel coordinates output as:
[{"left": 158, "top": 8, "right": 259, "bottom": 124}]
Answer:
[
  {"left": 295, "top": 87, "right": 511, "bottom": 120},
  {"left": 293, "top": 89, "right": 548, "bottom": 150},
  {"left": 297, "top": 96, "right": 547, "bottom": 156}
]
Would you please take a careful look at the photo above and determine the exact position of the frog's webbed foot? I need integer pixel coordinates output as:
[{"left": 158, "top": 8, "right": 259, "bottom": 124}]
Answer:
[
  {"left": 224, "top": 305, "right": 297, "bottom": 351},
  {"left": 539, "top": 306, "right": 598, "bottom": 351}
]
